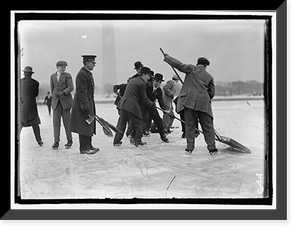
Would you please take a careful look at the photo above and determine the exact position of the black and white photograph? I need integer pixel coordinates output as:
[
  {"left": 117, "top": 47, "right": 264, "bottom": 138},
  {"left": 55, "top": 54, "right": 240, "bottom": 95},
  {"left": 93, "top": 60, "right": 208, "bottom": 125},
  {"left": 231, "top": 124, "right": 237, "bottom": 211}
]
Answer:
[{"left": 6, "top": 8, "right": 287, "bottom": 221}]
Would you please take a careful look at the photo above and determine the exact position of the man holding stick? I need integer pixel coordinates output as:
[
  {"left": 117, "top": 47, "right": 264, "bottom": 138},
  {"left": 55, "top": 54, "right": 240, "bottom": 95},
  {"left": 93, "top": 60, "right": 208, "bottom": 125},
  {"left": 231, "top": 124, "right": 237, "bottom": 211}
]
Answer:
[
  {"left": 70, "top": 55, "right": 99, "bottom": 154},
  {"left": 163, "top": 52, "right": 218, "bottom": 155},
  {"left": 113, "top": 67, "right": 156, "bottom": 147}
]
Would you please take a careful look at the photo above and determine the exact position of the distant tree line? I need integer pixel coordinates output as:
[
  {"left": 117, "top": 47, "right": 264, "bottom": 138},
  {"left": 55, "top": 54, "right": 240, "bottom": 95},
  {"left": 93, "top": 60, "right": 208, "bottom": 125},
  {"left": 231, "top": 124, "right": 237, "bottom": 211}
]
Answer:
[
  {"left": 215, "top": 80, "right": 263, "bottom": 96},
  {"left": 36, "top": 80, "right": 264, "bottom": 100}
]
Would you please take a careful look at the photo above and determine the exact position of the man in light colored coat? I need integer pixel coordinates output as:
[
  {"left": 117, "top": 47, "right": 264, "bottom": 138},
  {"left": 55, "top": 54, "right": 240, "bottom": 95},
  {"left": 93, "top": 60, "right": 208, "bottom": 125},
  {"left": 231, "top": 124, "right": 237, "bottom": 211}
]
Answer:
[
  {"left": 162, "top": 74, "right": 179, "bottom": 133},
  {"left": 163, "top": 54, "right": 218, "bottom": 155},
  {"left": 50, "top": 61, "right": 74, "bottom": 149}
]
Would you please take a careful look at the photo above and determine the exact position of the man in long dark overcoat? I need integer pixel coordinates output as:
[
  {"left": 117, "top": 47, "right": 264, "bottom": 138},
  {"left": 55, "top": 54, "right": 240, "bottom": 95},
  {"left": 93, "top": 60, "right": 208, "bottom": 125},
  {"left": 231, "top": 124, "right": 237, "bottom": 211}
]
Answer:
[
  {"left": 20, "top": 66, "right": 43, "bottom": 146},
  {"left": 70, "top": 55, "right": 99, "bottom": 154},
  {"left": 163, "top": 54, "right": 218, "bottom": 155}
]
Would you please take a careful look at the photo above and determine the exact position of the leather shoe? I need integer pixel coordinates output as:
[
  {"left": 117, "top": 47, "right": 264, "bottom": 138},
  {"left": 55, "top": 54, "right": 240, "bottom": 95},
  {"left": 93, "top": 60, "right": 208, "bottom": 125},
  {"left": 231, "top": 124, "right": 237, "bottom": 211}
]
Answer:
[{"left": 81, "top": 149, "right": 97, "bottom": 154}]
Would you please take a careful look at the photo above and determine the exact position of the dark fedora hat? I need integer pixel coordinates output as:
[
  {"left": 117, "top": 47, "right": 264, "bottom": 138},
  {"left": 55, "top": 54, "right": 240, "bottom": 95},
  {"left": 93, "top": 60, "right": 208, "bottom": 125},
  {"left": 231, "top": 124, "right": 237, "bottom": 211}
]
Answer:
[
  {"left": 154, "top": 73, "right": 164, "bottom": 82},
  {"left": 140, "top": 66, "right": 152, "bottom": 75},
  {"left": 23, "top": 66, "right": 34, "bottom": 74},
  {"left": 134, "top": 61, "right": 143, "bottom": 70}
]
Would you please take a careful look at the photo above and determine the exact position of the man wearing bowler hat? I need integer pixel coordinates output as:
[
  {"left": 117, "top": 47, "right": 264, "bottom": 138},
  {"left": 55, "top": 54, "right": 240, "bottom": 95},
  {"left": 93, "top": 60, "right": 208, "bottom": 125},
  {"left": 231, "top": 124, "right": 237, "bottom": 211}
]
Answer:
[
  {"left": 113, "top": 66, "right": 156, "bottom": 147},
  {"left": 70, "top": 55, "right": 99, "bottom": 154},
  {"left": 19, "top": 66, "right": 43, "bottom": 146},
  {"left": 144, "top": 73, "right": 169, "bottom": 142},
  {"left": 128, "top": 61, "right": 143, "bottom": 81},
  {"left": 50, "top": 60, "right": 74, "bottom": 149}
]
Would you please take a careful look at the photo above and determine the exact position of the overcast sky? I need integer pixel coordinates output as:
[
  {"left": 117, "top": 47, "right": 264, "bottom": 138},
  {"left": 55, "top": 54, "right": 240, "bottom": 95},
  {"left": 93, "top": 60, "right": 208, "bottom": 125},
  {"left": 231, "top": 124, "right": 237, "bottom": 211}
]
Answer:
[{"left": 18, "top": 19, "right": 265, "bottom": 87}]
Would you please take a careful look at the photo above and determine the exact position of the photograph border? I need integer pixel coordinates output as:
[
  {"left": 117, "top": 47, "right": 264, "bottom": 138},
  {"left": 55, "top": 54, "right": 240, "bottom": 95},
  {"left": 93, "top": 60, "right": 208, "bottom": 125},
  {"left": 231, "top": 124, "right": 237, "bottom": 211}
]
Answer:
[{"left": 2, "top": 5, "right": 287, "bottom": 219}]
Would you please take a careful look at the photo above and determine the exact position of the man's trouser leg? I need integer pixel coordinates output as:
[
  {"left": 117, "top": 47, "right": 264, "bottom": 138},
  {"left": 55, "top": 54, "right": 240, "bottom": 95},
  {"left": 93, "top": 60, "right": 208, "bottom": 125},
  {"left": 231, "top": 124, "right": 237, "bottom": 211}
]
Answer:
[
  {"left": 127, "top": 111, "right": 143, "bottom": 143},
  {"left": 61, "top": 107, "right": 72, "bottom": 141},
  {"left": 52, "top": 103, "right": 61, "bottom": 142},
  {"left": 32, "top": 124, "right": 42, "bottom": 142},
  {"left": 113, "top": 109, "right": 129, "bottom": 144},
  {"left": 79, "top": 134, "right": 91, "bottom": 152},
  {"left": 147, "top": 107, "right": 165, "bottom": 138},
  {"left": 197, "top": 111, "right": 216, "bottom": 151},
  {"left": 126, "top": 119, "right": 133, "bottom": 137},
  {"left": 179, "top": 110, "right": 185, "bottom": 133},
  {"left": 184, "top": 108, "right": 197, "bottom": 151}
]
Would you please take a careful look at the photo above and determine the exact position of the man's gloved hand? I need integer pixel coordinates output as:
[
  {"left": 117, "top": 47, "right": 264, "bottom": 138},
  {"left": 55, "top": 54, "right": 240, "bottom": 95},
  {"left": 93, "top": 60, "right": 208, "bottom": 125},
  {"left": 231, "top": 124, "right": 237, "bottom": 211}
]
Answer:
[
  {"left": 80, "top": 104, "right": 90, "bottom": 117},
  {"left": 82, "top": 108, "right": 90, "bottom": 117}
]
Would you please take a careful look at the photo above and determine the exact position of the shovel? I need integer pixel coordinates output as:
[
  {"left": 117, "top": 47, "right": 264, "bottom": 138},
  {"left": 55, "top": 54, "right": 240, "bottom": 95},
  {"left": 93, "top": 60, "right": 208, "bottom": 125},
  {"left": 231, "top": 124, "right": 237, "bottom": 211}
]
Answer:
[{"left": 86, "top": 114, "right": 123, "bottom": 137}]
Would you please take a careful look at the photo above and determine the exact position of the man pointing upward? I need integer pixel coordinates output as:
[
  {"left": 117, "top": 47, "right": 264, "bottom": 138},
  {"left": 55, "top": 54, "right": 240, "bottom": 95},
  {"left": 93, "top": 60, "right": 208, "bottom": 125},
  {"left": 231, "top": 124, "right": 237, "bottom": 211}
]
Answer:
[{"left": 163, "top": 53, "right": 218, "bottom": 155}]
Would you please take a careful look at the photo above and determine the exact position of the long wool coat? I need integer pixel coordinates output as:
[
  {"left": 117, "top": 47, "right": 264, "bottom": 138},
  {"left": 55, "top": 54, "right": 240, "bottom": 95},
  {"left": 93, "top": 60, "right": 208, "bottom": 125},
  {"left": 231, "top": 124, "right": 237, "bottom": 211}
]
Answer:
[
  {"left": 70, "top": 67, "right": 96, "bottom": 136},
  {"left": 20, "top": 77, "right": 41, "bottom": 127},
  {"left": 164, "top": 55, "right": 215, "bottom": 118}
]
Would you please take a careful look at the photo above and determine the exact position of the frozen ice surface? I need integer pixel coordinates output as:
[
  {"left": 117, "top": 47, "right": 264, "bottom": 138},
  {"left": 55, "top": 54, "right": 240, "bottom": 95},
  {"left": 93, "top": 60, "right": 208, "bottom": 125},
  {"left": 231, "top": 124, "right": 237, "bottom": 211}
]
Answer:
[{"left": 18, "top": 100, "right": 266, "bottom": 199}]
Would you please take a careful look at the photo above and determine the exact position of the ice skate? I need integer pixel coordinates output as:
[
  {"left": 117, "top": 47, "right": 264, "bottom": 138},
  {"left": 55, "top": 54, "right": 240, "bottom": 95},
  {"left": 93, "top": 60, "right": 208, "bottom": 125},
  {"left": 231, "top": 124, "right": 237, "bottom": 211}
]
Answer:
[
  {"left": 143, "top": 131, "right": 151, "bottom": 137},
  {"left": 64, "top": 140, "right": 73, "bottom": 149},
  {"left": 80, "top": 148, "right": 97, "bottom": 155},
  {"left": 52, "top": 142, "right": 59, "bottom": 150},
  {"left": 135, "top": 141, "right": 147, "bottom": 147},
  {"left": 90, "top": 145, "right": 100, "bottom": 152},
  {"left": 161, "top": 135, "right": 169, "bottom": 143},
  {"left": 209, "top": 148, "right": 218, "bottom": 155},
  {"left": 37, "top": 141, "right": 44, "bottom": 147},
  {"left": 183, "top": 149, "right": 193, "bottom": 157},
  {"left": 113, "top": 141, "right": 122, "bottom": 146},
  {"left": 129, "top": 137, "right": 135, "bottom": 145}
]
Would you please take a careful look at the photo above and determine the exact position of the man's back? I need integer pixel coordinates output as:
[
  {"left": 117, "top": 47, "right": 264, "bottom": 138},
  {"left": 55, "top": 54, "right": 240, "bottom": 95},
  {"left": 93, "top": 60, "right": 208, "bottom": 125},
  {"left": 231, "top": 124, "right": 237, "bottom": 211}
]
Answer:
[
  {"left": 119, "top": 76, "right": 153, "bottom": 119},
  {"left": 164, "top": 55, "right": 215, "bottom": 117},
  {"left": 21, "top": 77, "right": 39, "bottom": 100}
]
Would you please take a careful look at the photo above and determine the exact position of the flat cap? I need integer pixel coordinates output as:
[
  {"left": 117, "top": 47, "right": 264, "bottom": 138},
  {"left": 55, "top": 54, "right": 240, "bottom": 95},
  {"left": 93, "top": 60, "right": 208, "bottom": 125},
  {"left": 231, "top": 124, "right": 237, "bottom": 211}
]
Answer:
[
  {"left": 197, "top": 57, "right": 210, "bottom": 66},
  {"left": 56, "top": 60, "right": 68, "bottom": 67}
]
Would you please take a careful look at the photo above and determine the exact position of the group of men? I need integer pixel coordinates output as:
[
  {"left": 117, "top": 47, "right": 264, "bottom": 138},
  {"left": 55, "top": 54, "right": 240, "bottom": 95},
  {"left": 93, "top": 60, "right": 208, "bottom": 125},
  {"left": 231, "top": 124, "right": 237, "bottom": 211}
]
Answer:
[
  {"left": 19, "top": 53, "right": 218, "bottom": 155},
  {"left": 112, "top": 61, "right": 179, "bottom": 147},
  {"left": 20, "top": 55, "right": 99, "bottom": 154}
]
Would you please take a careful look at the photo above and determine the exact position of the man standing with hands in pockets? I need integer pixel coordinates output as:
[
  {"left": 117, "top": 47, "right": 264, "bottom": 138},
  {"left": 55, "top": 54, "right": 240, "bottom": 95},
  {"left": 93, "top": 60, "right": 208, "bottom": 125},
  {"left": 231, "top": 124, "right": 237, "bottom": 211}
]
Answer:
[{"left": 50, "top": 61, "right": 74, "bottom": 150}]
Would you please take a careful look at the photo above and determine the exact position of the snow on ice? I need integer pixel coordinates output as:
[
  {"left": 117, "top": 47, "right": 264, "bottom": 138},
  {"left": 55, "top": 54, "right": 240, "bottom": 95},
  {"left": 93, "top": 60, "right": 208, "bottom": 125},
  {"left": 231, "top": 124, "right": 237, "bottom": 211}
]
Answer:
[{"left": 18, "top": 100, "right": 266, "bottom": 199}]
